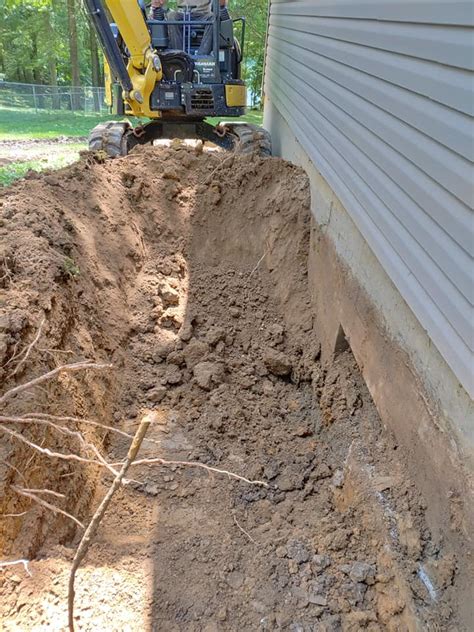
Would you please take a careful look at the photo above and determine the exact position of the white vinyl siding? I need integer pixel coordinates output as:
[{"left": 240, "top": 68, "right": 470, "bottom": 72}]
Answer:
[{"left": 264, "top": 0, "right": 474, "bottom": 396}]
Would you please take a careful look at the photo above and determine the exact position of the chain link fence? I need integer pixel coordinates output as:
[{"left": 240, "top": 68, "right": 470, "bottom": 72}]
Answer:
[{"left": 0, "top": 81, "right": 108, "bottom": 114}]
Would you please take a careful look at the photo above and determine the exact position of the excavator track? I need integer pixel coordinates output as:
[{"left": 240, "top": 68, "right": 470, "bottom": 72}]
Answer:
[
  {"left": 88, "top": 120, "right": 272, "bottom": 158},
  {"left": 89, "top": 121, "right": 131, "bottom": 158},
  {"left": 224, "top": 123, "right": 272, "bottom": 157}
]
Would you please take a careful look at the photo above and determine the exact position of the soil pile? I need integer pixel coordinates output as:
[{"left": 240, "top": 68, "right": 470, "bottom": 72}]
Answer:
[{"left": 0, "top": 146, "right": 462, "bottom": 630}]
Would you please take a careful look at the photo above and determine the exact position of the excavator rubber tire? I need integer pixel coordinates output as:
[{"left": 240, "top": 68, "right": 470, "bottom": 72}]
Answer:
[
  {"left": 226, "top": 123, "right": 272, "bottom": 157},
  {"left": 88, "top": 121, "right": 131, "bottom": 158}
]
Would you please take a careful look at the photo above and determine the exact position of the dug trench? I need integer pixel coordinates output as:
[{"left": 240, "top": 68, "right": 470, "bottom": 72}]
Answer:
[{"left": 0, "top": 146, "right": 466, "bottom": 631}]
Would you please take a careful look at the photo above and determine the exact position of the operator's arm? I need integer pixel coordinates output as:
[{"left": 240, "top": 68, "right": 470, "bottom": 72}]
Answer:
[
  {"left": 150, "top": 0, "right": 166, "bottom": 20},
  {"left": 220, "top": 0, "right": 230, "bottom": 20}
]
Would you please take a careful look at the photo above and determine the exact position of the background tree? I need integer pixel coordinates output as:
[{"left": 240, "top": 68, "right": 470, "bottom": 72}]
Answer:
[{"left": 0, "top": 0, "right": 268, "bottom": 108}]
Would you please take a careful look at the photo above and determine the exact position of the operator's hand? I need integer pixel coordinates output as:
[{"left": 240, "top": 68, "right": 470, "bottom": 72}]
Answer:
[
  {"left": 151, "top": 0, "right": 165, "bottom": 7},
  {"left": 219, "top": 0, "right": 227, "bottom": 6}
]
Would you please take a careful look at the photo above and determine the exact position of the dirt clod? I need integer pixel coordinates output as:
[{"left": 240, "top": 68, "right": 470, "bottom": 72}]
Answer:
[{"left": 263, "top": 348, "right": 293, "bottom": 376}]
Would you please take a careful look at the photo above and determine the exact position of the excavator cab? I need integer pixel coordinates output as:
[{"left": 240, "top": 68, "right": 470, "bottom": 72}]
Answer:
[{"left": 86, "top": 0, "right": 271, "bottom": 156}]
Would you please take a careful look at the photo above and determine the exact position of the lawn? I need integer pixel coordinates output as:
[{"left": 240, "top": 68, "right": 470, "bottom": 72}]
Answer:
[
  {"left": 0, "top": 106, "right": 263, "bottom": 141},
  {"left": 0, "top": 106, "right": 264, "bottom": 185},
  {"left": 0, "top": 142, "right": 86, "bottom": 186},
  {"left": 0, "top": 106, "right": 116, "bottom": 141}
]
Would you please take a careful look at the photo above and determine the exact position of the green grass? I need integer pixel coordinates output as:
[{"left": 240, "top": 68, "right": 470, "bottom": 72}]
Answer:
[
  {"left": 208, "top": 109, "right": 263, "bottom": 126},
  {"left": 0, "top": 106, "right": 115, "bottom": 141},
  {"left": 0, "top": 143, "right": 86, "bottom": 186},
  {"left": 0, "top": 105, "right": 263, "bottom": 141}
]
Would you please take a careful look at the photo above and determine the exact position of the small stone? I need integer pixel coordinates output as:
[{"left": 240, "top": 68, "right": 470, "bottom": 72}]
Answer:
[
  {"left": 331, "top": 470, "right": 344, "bottom": 488},
  {"left": 349, "top": 562, "right": 376, "bottom": 584},
  {"left": 205, "top": 327, "right": 226, "bottom": 346},
  {"left": 277, "top": 468, "right": 305, "bottom": 492},
  {"left": 288, "top": 559, "right": 299, "bottom": 574},
  {"left": 276, "top": 546, "right": 287, "bottom": 558},
  {"left": 148, "top": 386, "right": 167, "bottom": 403},
  {"left": 264, "top": 460, "right": 279, "bottom": 480},
  {"left": 160, "top": 283, "right": 180, "bottom": 306},
  {"left": 216, "top": 606, "right": 227, "bottom": 621},
  {"left": 289, "top": 624, "right": 304, "bottom": 632},
  {"left": 144, "top": 483, "right": 159, "bottom": 496},
  {"left": 339, "top": 581, "right": 367, "bottom": 606},
  {"left": 286, "top": 539, "right": 310, "bottom": 564},
  {"left": 179, "top": 322, "right": 193, "bottom": 342},
  {"left": 312, "top": 554, "right": 331, "bottom": 572},
  {"left": 267, "top": 323, "right": 284, "bottom": 345},
  {"left": 164, "top": 365, "right": 182, "bottom": 385},
  {"left": 263, "top": 349, "right": 292, "bottom": 377},
  {"left": 318, "top": 615, "right": 341, "bottom": 632},
  {"left": 166, "top": 350, "right": 185, "bottom": 366},
  {"left": 308, "top": 593, "right": 327, "bottom": 606},
  {"left": 184, "top": 339, "right": 209, "bottom": 369},
  {"left": 194, "top": 361, "right": 225, "bottom": 390},
  {"left": 229, "top": 307, "right": 241, "bottom": 318},
  {"left": 250, "top": 600, "right": 266, "bottom": 614}
]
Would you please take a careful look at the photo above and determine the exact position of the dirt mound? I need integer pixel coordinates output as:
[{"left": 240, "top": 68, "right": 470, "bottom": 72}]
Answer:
[{"left": 0, "top": 146, "right": 463, "bottom": 630}]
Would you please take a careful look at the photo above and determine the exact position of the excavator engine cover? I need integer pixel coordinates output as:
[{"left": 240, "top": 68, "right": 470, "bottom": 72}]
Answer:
[{"left": 160, "top": 50, "right": 195, "bottom": 83}]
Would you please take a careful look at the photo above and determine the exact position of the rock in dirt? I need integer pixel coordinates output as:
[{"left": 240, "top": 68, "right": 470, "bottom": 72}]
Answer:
[
  {"left": 263, "top": 348, "right": 292, "bottom": 377},
  {"left": 163, "top": 365, "right": 182, "bottom": 385},
  {"left": 160, "top": 282, "right": 180, "bottom": 306},
  {"left": 277, "top": 466, "right": 306, "bottom": 492},
  {"left": 205, "top": 326, "right": 226, "bottom": 347},
  {"left": 286, "top": 539, "right": 311, "bottom": 564},
  {"left": 193, "top": 361, "right": 225, "bottom": 390},
  {"left": 166, "top": 350, "right": 185, "bottom": 366},
  {"left": 148, "top": 385, "right": 168, "bottom": 403},
  {"left": 312, "top": 554, "right": 332, "bottom": 572},
  {"left": 342, "top": 561, "right": 376, "bottom": 585},
  {"left": 184, "top": 338, "right": 209, "bottom": 369}
]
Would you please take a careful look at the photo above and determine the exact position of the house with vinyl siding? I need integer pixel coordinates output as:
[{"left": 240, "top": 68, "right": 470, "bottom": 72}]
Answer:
[{"left": 263, "top": 1, "right": 473, "bottom": 624}]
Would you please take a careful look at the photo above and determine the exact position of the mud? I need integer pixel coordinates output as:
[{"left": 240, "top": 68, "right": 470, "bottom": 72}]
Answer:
[{"left": 0, "top": 146, "right": 465, "bottom": 630}]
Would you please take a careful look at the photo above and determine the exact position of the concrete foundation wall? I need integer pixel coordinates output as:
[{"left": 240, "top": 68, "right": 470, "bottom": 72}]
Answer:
[{"left": 264, "top": 101, "right": 473, "bottom": 608}]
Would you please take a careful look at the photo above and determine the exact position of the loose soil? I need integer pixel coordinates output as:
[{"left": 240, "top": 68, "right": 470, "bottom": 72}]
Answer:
[{"left": 0, "top": 146, "right": 465, "bottom": 631}]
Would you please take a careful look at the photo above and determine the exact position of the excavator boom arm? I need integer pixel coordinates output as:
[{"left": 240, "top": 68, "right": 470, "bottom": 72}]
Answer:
[{"left": 84, "top": 0, "right": 162, "bottom": 117}]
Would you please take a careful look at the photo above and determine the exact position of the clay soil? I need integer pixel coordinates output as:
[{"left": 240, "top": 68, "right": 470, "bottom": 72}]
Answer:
[{"left": 0, "top": 146, "right": 465, "bottom": 631}]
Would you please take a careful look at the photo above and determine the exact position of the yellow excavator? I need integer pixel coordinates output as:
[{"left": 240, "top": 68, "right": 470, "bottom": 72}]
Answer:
[{"left": 84, "top": 0, "right": 271, "bottom": 156}]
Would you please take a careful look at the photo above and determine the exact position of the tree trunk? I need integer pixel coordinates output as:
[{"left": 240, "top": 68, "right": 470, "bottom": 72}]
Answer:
[
  {"left": 44, "top": 11, "right": 60, "bottom": 109},
  {"left": 67, "top": 0, "right": 81, "bottom": 110},
  {"left": 89, "top": 24, "right": 101, "bottom": 111}
]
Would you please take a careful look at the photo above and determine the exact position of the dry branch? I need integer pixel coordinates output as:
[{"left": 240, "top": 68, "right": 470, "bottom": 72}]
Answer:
[
  {"left": 68, "top": 412, "right": 153, "bottom": 632},
  {"left": 10, "top": 317, "right": 45, "bottom": 377},
  {"left": 0, "top": 425, "right": 107, "bottom": 468},
  {"left": 0, "top": 416, "right": 128, "bottom": 481},
  {"left": 0, "top": 511, "right": 29, "bottom": 519},
  {"left": 127, "top": 457, "right": 269, "bottom": 487},
  {"left": 0, "top": 559, "right": 32, "bottom": 576},
  {"left": 0, "top": 361, "right": 112, "bottom": 407},
  {"left": 12, "top": 486, "right": 84, "bottom": 529},
  {"left": 16, "top": 487, "right": 65, "bottom": 500},
  {"left": 233, "top": 514, "right": 258, "bottom": 545},
  {"left": 25, "top": 412, "right": 163, "bottom": 447}
]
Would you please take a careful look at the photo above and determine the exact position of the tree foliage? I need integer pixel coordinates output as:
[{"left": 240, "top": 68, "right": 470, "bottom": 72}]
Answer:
[
  {"left": 231, "top": 0, "right": 268, "bottom": 106},
  {"left": 0, "top": 0, "right": 268, "bottom": 104}
]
